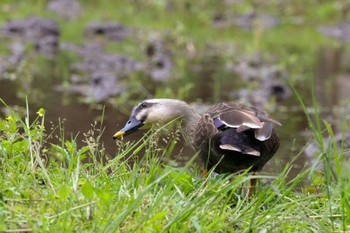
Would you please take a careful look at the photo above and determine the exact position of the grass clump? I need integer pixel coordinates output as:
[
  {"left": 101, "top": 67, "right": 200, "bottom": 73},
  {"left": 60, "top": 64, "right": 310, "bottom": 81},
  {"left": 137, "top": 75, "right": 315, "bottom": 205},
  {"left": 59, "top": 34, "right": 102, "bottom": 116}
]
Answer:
[{"left": 1, "top": 97, "right": 350, "bottom": 232}]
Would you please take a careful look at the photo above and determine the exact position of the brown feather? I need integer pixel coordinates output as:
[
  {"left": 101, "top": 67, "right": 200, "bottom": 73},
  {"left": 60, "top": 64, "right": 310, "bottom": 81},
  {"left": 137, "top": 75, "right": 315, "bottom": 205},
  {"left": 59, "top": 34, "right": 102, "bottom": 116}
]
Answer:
[
  {"left": 195, "top": 101, "right": 280, "bottom": 175},
  {"left": 255, "top": 122, "right": 273, "bottom": 141},
  {"left": 219, "top": 110, "right": 262, "bottom": 129}
]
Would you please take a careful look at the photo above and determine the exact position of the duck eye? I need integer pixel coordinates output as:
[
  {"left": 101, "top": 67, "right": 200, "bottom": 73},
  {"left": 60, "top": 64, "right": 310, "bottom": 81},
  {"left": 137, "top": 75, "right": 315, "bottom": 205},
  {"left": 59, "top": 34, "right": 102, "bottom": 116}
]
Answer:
[{"left": 141, "top": 103, "right": 148, "bottom": 108}]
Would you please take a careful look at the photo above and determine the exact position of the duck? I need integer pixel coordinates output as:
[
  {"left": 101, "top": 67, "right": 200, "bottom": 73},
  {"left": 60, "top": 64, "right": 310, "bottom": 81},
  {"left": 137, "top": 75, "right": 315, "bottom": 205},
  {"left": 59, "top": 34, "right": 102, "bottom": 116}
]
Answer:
[{"left": 113, "top": 99, "right": 281, "bottom": 192}]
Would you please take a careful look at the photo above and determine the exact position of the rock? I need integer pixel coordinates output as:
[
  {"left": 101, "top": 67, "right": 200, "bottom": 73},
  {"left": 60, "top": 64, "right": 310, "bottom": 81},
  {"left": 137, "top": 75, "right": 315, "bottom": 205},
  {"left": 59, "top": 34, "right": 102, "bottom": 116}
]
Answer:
[
  {"left": 148, "top": 53, "right": 173, "bottom": 81},
  {"left": 59, "top": 42, "right": 146, "bottom": 102},
  {"left": 232, "top": 58, "right": 288, "bottom": 82},
  {"left": 212, "top": 11, "right": 279, "bottom": 31},
  {"left": 230, "top": 80, "right": 291, "bottom": 107},
  {"left": 34, "top": 35, "right": 59, "bottom": 59},
  {"left": 47, "top": 0, "right": 82, "bottom": 20},
  {"left": 145, "top": 41, "right": 173, "bottom": 81},
  {"left": 319, "top": 21, "right": 350, "bottom": 44},
  {"left": 88, "top": 71, "right": 126, "bottom": 102},
  {"left": 85, "top": 22, "right": 131, "bottom": 41},
  {"left": 2, "top": 17, "right": 59, "bottom": 42},
  {"left": 1, "top": 17, "right": 60, "bottom": 59}
]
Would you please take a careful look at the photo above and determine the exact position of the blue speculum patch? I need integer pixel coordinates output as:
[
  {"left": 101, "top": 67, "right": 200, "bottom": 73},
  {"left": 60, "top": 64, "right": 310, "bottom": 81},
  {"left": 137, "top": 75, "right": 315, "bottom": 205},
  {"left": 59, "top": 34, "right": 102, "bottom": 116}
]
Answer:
[{"left": 213, "top": 117, "right": 226, "bottom": 130}]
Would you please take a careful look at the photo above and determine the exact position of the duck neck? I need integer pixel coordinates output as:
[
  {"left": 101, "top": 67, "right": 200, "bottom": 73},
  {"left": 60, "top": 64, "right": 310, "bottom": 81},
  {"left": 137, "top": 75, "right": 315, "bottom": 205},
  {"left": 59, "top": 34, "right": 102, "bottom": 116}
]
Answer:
[
  {"left": 178, "top": 103, "right": 201, "bottom": 145},
  {"left": 157, "top": 99, "right": 200, "bottom": 145}
]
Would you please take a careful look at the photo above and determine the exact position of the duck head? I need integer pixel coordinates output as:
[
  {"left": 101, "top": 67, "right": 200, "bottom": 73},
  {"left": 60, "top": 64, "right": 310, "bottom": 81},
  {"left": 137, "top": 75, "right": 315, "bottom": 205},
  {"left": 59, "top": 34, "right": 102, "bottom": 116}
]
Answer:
[{"left": 113, "top": 99, "right": 191, "bottom": 139}]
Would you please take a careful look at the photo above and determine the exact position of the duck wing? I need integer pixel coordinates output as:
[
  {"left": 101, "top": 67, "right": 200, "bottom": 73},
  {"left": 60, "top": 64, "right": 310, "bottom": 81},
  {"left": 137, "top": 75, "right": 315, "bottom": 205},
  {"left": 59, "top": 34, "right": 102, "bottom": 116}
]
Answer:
[{"left": 207, "top": 103, "right": 281, "bottom": 141}]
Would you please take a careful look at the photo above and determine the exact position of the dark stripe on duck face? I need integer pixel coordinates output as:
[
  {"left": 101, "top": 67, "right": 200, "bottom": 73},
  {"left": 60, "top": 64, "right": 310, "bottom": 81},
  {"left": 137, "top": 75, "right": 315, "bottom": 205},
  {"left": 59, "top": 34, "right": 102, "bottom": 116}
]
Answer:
[{"left": 132, "top": 101, "right": 156, "bottom": 121}]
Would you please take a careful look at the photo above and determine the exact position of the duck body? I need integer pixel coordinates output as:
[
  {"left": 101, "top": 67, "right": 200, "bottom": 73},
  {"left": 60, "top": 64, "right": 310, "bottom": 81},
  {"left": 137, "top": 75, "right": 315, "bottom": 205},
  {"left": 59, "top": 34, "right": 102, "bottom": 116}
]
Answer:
[
  {"left": 113, "top": 99, "right": 281, "bottom": 175},
  {"left": 201, "top": 128, "right": 279, "bottom": 174},
  {"left": 192, "top": 102, "right": 280, "bottom": 174}
]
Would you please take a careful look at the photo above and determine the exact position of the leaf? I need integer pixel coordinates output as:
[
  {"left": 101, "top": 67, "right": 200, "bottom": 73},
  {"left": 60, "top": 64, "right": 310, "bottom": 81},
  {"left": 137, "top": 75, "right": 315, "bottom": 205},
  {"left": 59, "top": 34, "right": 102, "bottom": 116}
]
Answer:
[
  {"left": 81, "top": 182, "right": 95, "bottom": 199},
  {"left": 147, "top": 211, "right": 168, "bottom": 225},
  {"left": 77, "top": 146, "right": 90, "bottom": 157},
  {"left": 95, "top": 188, "right": 111, "bottom": 205},
  {"left": 50, "top": 144, "right": 69, "bottom": 161},
  {"left": 57, "top": 184, "right": 72, "bottom": 199},
  {"left": 65, "top": 140, "right": 77, "bottom": 155}
]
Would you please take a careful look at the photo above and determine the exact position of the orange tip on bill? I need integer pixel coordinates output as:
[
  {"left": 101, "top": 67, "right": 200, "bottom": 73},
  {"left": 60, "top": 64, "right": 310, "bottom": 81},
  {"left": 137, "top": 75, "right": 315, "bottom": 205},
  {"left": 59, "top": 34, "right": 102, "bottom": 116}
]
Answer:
[{"left": 113, "top": 131, "right": 125, "bottom": 139}]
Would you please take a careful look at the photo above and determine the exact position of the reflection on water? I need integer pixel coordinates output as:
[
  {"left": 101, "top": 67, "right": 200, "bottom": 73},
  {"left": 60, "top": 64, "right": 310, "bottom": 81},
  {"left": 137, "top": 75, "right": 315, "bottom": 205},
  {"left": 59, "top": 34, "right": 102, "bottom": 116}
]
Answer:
[
  {"left": 315, "top": 46, "right": 350, "bottom": 132},
  {"left": 303, "top": 47, "right": 350, "bottom": 166}
]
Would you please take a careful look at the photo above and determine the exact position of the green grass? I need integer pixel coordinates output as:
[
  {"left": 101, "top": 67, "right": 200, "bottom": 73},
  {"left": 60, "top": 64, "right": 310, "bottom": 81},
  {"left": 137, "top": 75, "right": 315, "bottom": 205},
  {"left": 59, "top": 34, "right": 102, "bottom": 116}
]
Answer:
[{"left": 1, "top": 94, "right": 350, "bottom": 232}]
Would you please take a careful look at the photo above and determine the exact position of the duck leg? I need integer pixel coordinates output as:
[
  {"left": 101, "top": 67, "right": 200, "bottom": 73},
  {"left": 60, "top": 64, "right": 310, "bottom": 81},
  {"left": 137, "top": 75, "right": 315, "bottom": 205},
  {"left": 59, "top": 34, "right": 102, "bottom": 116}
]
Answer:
[
  {"left": 248, "top": 173, "right": 257, "bottom": 196},
  {"left": 202, "top": 168, "right": 208, "bottom": 177},
  {"left": 202, "top": 168, "right": 208, "bottom": 187}
]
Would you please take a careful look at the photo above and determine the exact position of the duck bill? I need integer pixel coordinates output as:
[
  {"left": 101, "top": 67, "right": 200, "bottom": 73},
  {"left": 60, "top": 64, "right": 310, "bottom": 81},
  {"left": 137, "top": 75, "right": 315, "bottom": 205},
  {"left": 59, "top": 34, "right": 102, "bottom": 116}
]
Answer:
[{"left": 113, "top": 116, "right": 144, "bottom": 139}]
